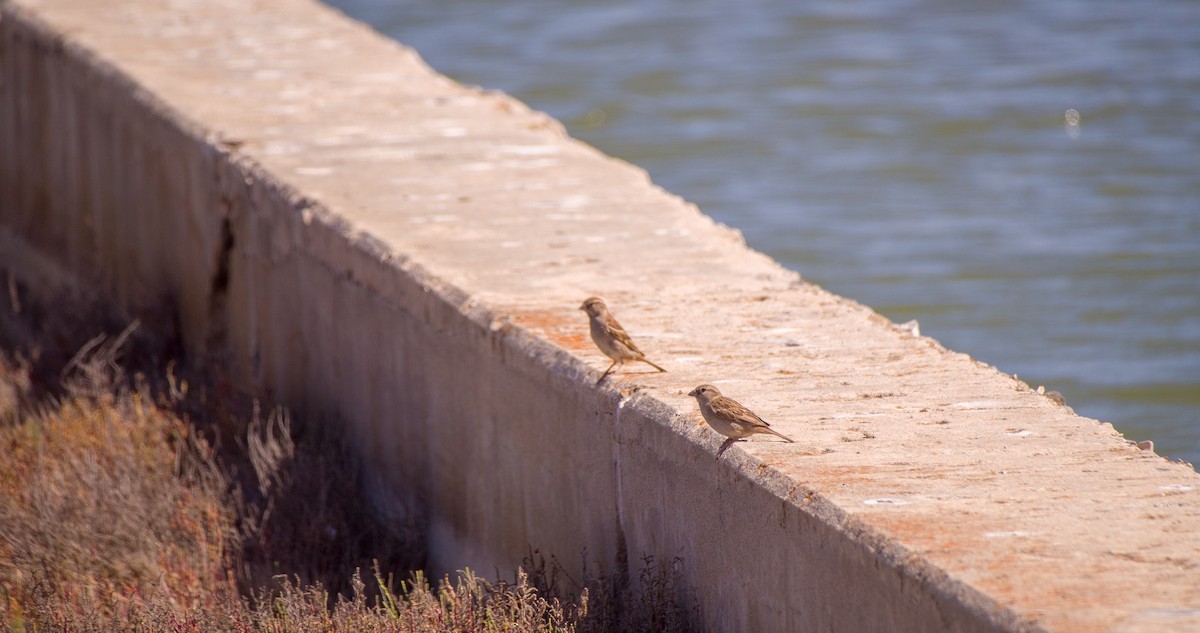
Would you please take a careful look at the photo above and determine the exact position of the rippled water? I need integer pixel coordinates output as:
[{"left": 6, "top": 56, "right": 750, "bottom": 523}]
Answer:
[{"left": 325, "top": 0, "right": 1200, "bottom": 463}]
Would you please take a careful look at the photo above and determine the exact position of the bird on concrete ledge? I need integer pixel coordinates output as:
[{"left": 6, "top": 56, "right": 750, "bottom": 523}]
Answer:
[
  {"left": 579, "top": 296, "right": 667, "bottom": 384},
  {"left": 688, "top": 384, "right": 794, "bottom": 457}
]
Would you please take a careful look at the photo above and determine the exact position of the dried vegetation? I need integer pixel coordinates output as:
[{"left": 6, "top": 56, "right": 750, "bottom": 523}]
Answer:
[{"left": 0, "top": 269, "right": 694, "bottom": 632}]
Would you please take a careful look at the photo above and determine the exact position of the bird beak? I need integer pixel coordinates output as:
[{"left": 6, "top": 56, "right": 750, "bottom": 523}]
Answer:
[{"left": 687, "top": 388, "right": 698, "bottom": 397}]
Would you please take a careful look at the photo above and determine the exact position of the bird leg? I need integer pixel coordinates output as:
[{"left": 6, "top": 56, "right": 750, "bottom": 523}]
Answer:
[
  {"left": 716, "top": 437, "right": 740, "bottom": 458},
  {"left": 597, "top": 359, "right": 621, "bottom": 385}
]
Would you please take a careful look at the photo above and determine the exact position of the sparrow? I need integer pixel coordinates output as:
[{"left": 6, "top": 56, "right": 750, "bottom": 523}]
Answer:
[
  {"left": 579, "top": 296, "right": 666, "bottom": 384},
  {"left": 687, "top": 384, "right": 794, "bottom": 456}
]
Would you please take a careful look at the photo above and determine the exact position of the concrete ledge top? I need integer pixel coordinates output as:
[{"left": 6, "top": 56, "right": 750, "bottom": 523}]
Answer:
[{"left": 7, "top": 0, "right": 1200, "bottom": 630}]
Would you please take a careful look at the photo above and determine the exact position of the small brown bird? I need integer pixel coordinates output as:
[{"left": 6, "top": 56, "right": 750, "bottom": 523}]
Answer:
[
  {"left": 579, "top": 296, "right": 666, "bottom": 384},
  {"left": 688, "top": 384, "right": 794, "bottom": 456}
]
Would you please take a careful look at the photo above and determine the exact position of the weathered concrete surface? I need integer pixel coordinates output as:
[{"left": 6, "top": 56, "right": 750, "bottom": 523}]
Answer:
[{"left": 2, "top": 0, "right": 1198, "bottom": 630}]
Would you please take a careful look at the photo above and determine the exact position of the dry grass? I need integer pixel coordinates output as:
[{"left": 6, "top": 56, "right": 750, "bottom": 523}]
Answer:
[
  {"left": 0, "top": 335, "right": 240, "bottom": 629},
  {"left": 528, "top": 551, "right": 694, "bottom": 633},
  {"left": 0, "top": 267, "right": 695, "bottom": 632},
  {"left": 0, "top": 335, "right": 595, "bottom": 632}
]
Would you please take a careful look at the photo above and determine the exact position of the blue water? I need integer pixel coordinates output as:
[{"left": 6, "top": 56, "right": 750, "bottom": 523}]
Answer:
[{"left": 324, "top": 0, "right": 1200, "bottom": 463}]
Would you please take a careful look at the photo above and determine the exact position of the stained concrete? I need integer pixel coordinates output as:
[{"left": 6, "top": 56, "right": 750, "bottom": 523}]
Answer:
[{"left": 2, "top": 0, "right": 1198, "bottom": 631}]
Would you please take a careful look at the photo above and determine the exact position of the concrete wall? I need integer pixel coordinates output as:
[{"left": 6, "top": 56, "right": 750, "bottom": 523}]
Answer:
[{"left": 3, "top": 1, "right": 1199, "bottom": 631}]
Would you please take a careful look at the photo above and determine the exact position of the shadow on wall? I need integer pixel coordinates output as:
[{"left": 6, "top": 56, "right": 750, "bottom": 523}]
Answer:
[{"left": 0, "top": 262, "right": 698, "bottom": 632}]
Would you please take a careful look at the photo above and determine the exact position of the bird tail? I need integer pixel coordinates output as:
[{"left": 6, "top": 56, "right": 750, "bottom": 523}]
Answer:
[
  {"left": 769, "top": 428, "right": 795, "bottom": 443},
  {"left": 640, "top": 357, "right": 667, "bottom": 372}
]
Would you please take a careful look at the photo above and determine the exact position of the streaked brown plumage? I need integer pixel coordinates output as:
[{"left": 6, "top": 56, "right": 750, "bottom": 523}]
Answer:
[
  {"left": 688, "top": 384, "right": 794, "bottom": 456},
  {"left": 579, "top": 296, "right": 666, "bottom": 384}
]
